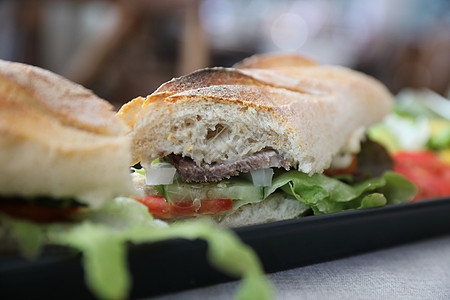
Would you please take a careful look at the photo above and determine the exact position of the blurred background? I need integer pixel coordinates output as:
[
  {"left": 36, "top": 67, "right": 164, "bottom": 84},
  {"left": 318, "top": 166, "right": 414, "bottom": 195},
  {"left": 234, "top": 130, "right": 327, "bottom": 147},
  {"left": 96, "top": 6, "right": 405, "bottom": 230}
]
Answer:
[{"left": 0, "top": 0, "right": 449, "bottom": 108}]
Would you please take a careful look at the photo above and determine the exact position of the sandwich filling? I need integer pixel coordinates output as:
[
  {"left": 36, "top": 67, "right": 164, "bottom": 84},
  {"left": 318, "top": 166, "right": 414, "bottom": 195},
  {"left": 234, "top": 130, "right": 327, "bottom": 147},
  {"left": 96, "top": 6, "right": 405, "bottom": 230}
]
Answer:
[
  {"left": 166, "top": 149, "right": 289, "bottom": 182},
  {"left": 132, "top": 139, "right": 418, "bottom": 224}
]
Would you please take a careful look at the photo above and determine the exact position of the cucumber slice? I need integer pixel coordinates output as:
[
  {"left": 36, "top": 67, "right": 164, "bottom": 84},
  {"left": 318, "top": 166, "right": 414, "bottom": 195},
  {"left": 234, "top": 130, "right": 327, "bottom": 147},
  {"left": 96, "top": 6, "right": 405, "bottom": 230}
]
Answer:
[{"left": 164, "top": 178, "right": 264, "bottom": 203}]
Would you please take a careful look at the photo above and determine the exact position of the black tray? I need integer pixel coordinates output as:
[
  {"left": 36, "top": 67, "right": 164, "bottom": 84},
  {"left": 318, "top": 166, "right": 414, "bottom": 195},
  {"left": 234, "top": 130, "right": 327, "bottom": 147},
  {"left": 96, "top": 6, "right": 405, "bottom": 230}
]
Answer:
[{"left": 1, "top": 197, "right": 450, "bottom": 299}]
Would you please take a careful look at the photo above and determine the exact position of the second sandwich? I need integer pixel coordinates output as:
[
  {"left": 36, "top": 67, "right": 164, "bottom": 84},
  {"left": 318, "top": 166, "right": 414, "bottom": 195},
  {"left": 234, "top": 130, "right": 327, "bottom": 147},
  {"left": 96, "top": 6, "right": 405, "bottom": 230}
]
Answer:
[{"left": 118, "top": 53, "right": 417, "bottom": 227}]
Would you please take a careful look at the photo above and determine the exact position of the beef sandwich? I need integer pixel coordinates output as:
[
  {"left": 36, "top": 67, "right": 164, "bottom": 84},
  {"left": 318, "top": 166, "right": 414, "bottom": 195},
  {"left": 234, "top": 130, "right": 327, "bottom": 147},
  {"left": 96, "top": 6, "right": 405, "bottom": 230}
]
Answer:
[
  {"left": 0, "top": 59, "right": 136, "bottom": 221},
  {"left": 118, "top": 53, "right": 416, "bottom": 227}
]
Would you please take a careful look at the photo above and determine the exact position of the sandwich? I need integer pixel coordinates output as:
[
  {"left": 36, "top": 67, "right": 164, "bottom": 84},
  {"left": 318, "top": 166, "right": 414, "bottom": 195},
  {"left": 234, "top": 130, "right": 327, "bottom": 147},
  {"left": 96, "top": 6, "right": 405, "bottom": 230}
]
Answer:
[
  {"left": 0, "top": 60, "right": 272, "bottom": 300},
  {"left": 118, "top": 53, "right": 417, "bottom": 227},
  {"left": 0, "top": 59, "right": 137, "bottom": 221}
]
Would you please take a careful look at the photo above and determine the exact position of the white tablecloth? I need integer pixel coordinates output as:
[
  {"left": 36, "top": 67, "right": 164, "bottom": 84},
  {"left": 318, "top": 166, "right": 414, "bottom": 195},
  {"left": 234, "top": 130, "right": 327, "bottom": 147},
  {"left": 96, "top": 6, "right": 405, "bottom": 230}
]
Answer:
[{"left": 152, "top": 234, "right": 450, "bottom": 299}]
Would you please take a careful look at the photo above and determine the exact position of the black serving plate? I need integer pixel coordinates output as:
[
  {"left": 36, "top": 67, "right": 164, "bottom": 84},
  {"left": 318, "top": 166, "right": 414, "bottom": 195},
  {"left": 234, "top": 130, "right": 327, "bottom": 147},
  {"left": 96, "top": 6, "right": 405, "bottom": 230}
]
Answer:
[{"left": 1, "top": 197, "right": 450, "bottom": 299}]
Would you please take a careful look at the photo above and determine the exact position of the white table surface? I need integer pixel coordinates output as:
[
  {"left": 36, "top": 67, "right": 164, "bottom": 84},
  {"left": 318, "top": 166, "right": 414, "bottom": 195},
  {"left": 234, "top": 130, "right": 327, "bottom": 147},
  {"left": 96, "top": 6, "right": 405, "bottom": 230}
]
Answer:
[{"left": 151, "top": 234, "right": 450, "bottom": 299}]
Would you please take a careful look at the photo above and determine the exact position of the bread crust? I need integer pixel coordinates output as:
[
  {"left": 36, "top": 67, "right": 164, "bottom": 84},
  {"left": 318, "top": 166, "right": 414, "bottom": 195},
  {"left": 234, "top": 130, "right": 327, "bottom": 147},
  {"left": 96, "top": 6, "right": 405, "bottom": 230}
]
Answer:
[
  {"left": 0, "top": 60, "right": 137, "bottom": 207},
  {"left": 0, "top": 59, "right": 126, "bottom": 136},
  {"left": 118, "top": 54, "right": 393, "bottom": 174}
]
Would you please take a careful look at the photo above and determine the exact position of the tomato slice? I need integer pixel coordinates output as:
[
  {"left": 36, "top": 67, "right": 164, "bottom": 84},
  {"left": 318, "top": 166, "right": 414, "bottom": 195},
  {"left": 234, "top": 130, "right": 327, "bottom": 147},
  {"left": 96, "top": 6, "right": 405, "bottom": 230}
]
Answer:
[
  {"left": 393, "top": 151, "right": 450, "bottom": 201},
  {"left": 134, "top": 195, "right": 232, "bottom": 219},
  {"left": 0, "top": 197, "right": 80, "bottom": 223}
]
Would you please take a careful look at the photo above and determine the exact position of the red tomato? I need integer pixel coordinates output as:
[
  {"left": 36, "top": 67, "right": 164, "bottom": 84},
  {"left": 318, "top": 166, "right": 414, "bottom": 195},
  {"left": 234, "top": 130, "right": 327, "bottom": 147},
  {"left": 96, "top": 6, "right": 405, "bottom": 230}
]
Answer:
[
  {"left": 0, "top": 197, "right": 80, "bottom": 223},
  {"left": 134, "top": 195, "right": 232, "bottom": 219},
  {"left": 197, "top": 199, "right": 233, "bottom": 214},
  {"left": 393, "top": 151, "right": 450, "bottom": 201}
]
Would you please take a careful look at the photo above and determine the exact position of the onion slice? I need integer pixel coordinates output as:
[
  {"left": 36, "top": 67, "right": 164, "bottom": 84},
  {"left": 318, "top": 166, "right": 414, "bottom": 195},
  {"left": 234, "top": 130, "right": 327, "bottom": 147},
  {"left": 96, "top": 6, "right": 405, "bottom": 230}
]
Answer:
[
  {"left": 145, "top": 163, "right": 177, "bottom": 185},
  {"left": 250, "top": 168, "right": 274, "bottom": 187}
]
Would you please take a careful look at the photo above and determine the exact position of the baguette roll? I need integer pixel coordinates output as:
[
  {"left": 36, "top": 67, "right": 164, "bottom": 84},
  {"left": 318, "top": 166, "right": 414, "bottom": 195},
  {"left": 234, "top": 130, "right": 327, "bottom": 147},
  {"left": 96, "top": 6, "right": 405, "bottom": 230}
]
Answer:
[
  {"left": 118, "top": 54, "right": 393, "bottom": 175},
  {"left": 0, "top": 60, "right": 137, "bottom": 208}
]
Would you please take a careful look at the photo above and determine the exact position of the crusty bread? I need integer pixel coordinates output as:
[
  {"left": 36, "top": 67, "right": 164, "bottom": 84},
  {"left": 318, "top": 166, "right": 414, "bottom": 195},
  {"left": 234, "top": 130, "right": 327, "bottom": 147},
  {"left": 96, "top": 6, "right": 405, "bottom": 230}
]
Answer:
[
  {"left": 0, "top": 60, "right": 137, "bottom": 208},
  {"left": 0, "top": 60, "right": 125, "bottom": 136},
  {"left": 118, "top": 53, "right": 393, "bottom": 174}
]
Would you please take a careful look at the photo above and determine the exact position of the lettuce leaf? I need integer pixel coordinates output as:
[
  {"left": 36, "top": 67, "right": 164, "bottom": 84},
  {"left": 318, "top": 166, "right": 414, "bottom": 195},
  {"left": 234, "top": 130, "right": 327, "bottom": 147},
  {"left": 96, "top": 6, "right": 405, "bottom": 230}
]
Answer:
[
  {"left": 0, "top": 215, "right": 44, "bottom": 258},
  {"left": 265, "top": 170, "right": 417, "bottom": 214},
  {"left": 1, "top": 198, "right": 272, "bottom": 300}
]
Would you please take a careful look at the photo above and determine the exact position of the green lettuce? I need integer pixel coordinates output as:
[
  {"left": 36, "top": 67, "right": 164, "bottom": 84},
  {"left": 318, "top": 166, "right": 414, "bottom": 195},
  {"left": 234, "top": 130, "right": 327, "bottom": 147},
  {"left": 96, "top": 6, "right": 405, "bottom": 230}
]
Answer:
[
  {"left": 1, "top": 198, "right": 272, "bottom": 300},
  {"left": 265, "top": 170, "right": 417, "bottom": 215},
  {"left": 0, "top": 216, "right": 44, "bottom": 258}
]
